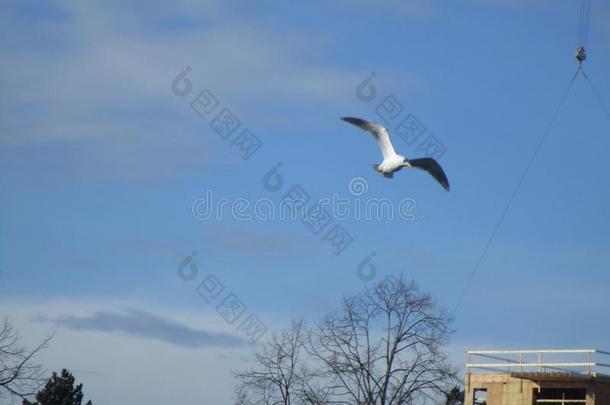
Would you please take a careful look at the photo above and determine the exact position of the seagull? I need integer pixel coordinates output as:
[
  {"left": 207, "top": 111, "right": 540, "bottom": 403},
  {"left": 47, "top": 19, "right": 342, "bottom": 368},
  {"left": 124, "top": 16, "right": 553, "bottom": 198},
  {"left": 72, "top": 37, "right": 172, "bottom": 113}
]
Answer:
[{"left": 341, "top": 117, "right": 450, "bottom": 191}]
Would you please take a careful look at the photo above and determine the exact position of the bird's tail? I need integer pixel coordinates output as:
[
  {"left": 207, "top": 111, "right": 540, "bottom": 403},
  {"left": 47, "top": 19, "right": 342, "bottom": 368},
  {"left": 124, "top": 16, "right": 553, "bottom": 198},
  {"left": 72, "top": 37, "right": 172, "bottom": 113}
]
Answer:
[{"left": 372, "top": 164, "right": 393, "bottom": 178}]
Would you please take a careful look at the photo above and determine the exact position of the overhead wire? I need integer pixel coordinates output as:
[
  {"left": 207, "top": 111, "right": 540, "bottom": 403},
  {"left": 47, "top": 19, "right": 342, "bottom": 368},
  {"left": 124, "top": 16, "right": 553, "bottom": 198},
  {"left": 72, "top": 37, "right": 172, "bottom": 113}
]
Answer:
[
  {"left": 583, "top": 0, "right": 592, "bottom": 48},
  {"left": 453, "top": 68, "right": 581, "bottom": 314},
  {"left": 453, "top": 0, "right": 608, "bottom": 312},
  {"left": 575, "top": 0, "right": 609, "bottom": 119},
  {"left": 577, "top": 0, "right": 592, "bottom": 48},
  {"left": 581, "top": 68, "right": 610, "bottom": 118}
]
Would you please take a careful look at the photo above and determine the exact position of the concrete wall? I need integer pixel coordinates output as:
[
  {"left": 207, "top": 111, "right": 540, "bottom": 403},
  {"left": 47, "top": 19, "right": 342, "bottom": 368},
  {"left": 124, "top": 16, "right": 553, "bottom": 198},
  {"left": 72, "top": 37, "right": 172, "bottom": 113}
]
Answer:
[
  {"left": 465, "top": 373, "right": 533, "bottom": 405},
  {"left": 592, "top": 378, "right": 610, "bottom": 405},
  {"left": 464, "top": 373, "right": 610, "bottom": 405}
]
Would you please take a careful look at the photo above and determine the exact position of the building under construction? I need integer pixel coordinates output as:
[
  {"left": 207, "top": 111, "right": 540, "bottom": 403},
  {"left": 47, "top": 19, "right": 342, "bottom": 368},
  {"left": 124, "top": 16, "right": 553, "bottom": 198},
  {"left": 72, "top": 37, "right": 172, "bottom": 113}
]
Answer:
[{"left": 464, "top": 349, "right": 610, "bottom": 405}]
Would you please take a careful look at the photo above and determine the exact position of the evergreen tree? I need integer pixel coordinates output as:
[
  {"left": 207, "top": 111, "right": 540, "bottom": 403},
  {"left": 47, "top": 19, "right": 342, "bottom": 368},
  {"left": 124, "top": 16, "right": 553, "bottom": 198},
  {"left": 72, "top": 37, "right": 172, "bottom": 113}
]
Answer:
[
  {"left": 23, "top": 369, "right": 92, "bottom": 405},
  {"left": 445, "top": 385, "right": 465, "bottom": 405}
]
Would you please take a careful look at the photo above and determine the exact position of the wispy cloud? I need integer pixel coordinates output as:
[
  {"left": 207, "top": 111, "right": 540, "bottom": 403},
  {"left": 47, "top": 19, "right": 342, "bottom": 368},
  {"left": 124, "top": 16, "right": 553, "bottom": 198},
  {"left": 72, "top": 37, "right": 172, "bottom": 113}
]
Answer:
[
  {"left": 0, "top": 2, "right": 360, "bottom": 137},
  {"left": 206, "top": 225, "right": 298, "bottom": 258},
  {"left": 36, "top": 308, "right": 247, "bottom": 348},
  {"left": 0, "top": 0, "right": 369, "bottom": 181},
  {"left": 468, "top": 0, "right": 552, "bottom": 9},
  {"left": 3, "top": 298, "right": 254, "bottom": 403},
  {"left": 332, "top": 0, "right": 442, "bottom": 17}
]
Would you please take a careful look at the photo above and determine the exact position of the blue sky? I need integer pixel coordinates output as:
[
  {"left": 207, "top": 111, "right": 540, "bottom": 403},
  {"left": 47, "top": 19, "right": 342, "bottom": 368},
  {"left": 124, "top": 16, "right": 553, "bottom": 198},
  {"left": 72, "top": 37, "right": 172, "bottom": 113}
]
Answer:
[{"left": 1, "top": 0, "right": 610, "bottom": 403}]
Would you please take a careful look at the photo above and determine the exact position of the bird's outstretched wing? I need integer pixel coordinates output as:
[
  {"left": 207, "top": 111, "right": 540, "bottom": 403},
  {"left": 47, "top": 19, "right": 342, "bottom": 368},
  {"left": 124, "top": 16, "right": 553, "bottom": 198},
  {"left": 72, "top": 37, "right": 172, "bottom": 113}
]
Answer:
[
  {"left": 341, "top": 117, "right": 397, "bottom": 159},
  {"left": 408, "top": 158, "right": 450, "bottom": 191}
]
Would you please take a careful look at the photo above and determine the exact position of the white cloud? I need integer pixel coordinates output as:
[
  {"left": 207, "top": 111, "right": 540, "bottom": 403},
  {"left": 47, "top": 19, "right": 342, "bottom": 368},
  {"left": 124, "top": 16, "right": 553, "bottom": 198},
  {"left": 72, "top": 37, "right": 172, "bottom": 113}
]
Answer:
[
  {"left": 0, "top": 0, "right": 380, "bottom": 182},
  {"left": 1, "top": 297, "right": 257, "bottom": 404},
  {"left": 36, "top": 308, "right": 247, "bottom": 348},
  {"left": 334, "top": 0, "right": 442, "bottom": 18},
  {"left": 205, "top": 225, "right": 300, "bottom": 258},
  {"left": 0, "top": 1, "right": 364, "bottom": 140}
]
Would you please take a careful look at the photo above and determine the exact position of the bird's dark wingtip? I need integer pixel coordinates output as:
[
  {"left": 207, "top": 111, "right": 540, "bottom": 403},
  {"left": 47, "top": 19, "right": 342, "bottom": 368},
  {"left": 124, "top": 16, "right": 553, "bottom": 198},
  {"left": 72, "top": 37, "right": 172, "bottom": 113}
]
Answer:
[{"left": 341, "top": 116, "right": 366, "bottom": 126}]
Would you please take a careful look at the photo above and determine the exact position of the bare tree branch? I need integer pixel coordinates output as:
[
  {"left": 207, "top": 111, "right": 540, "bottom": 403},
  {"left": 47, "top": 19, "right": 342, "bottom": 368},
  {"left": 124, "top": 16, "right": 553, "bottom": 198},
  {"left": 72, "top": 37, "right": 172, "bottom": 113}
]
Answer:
[
  {"left": 234, "top": 276, "right": 458, "bottom": 405},
  {"left": 0, "top": 318, "right": 54, "bottom": 403},
  {"left": 308, "top": 276, "right": 458, "bottom": 405},
  {"left": 234, "top": 320, "right": 307, "bottom": 405}
]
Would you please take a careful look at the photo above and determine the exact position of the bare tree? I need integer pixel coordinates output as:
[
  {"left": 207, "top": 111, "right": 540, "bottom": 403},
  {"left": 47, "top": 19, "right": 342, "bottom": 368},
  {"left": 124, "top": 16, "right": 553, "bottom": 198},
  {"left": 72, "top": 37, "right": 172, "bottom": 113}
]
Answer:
[
  {"left": 234, "top": 320, "right": 306, "bottom": 405},
  {"left": 234, "top": 276, "right": 457, "bottom": 405},
  {"left": 307, "top": 276, "right": 457, "bottom": 404},
  {"left": 0, "top": 318, "right": 54, "bottom": 402}
]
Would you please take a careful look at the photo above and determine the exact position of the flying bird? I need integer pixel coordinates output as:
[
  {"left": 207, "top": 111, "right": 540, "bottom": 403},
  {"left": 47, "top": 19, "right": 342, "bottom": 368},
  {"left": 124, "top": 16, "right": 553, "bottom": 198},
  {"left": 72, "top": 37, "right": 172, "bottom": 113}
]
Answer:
[{"left": 341, "top": 117, "right": 450, "bottom": 191}]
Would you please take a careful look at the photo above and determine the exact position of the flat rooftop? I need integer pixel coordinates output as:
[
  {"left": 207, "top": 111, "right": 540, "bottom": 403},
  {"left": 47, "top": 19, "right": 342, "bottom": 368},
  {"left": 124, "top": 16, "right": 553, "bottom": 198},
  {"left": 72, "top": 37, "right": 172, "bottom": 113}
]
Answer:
[
  {"left": 465, "top": 350, "right": 610, "bottom": 405},
  {"left": 466, "top": 349, "right": 610, "bottom": 377}
]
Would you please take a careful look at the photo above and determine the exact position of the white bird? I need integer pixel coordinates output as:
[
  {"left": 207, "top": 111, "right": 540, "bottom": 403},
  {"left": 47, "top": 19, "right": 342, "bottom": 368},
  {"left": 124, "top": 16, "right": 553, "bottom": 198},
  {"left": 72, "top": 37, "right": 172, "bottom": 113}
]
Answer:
[{"left": 341, "top": 117, "right": 450, "bottom": 191}]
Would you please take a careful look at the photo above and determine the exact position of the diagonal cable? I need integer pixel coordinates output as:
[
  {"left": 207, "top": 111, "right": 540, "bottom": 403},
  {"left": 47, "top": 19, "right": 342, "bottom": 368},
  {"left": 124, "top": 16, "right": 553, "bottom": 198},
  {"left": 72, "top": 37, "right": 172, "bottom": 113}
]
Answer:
[
  {"left": 452, "top": 68, "right": 581, "bottom": 314},
  {"left": 581, "top": 68, "right": 610, "bottom": 118}
]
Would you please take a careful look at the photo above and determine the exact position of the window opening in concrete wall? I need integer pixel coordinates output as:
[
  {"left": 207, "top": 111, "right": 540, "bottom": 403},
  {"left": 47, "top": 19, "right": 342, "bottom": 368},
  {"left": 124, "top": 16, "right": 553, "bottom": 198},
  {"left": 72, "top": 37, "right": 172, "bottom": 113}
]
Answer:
[
  {"left": 473, "top": 388, "right": 487, "bottom": 405},
  {"left": 534, "top": 388, "right": 586, "bottom": 404}
]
